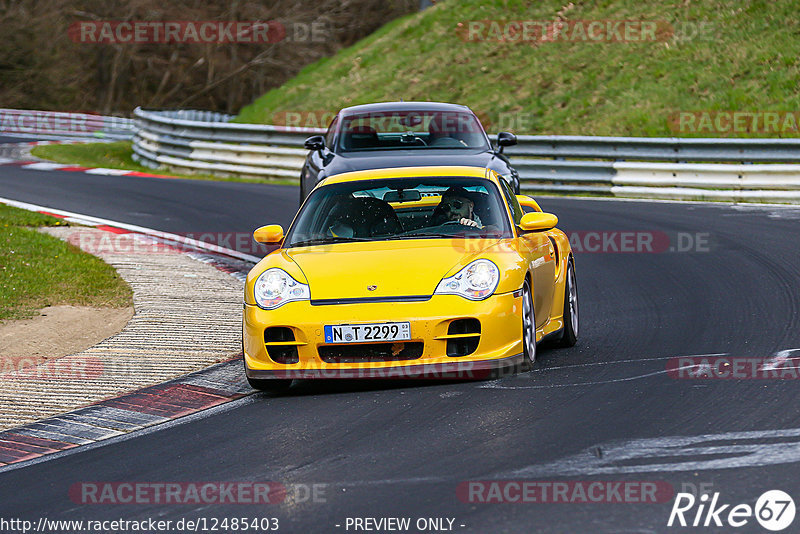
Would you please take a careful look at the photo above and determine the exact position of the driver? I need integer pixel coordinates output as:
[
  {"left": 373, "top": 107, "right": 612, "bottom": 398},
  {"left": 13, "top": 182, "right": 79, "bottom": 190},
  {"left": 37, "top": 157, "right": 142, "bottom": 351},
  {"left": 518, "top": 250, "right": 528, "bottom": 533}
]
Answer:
[
  {"left": 325, "top": 198, "right": 356, "bottom": 238},
  {"left": 434, "top": 186, "right": 482, "bottom": 228}
]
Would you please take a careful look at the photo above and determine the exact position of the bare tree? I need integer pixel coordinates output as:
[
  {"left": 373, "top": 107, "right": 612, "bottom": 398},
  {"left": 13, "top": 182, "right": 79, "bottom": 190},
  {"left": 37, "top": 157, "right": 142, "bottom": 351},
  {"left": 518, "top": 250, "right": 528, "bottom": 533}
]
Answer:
[{"left": 0, "top": 0, "right": 417, "bottom": 115}]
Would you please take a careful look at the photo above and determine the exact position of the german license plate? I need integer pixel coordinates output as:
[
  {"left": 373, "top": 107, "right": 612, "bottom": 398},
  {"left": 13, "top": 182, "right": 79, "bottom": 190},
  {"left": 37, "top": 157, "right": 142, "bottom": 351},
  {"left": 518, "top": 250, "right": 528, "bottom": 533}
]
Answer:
[{"left": 324, "top": 322, "right": 411, "bottom": 344}]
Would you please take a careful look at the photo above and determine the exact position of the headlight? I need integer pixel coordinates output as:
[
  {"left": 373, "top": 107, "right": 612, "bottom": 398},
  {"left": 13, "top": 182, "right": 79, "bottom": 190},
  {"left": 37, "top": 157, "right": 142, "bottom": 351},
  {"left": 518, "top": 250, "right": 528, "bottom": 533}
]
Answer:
[
  {"left": 253, "top": 268, "right": 310, "bottom": 309},
  {"left": 434, "top": 259, "right": 500, "bottom": 300}
]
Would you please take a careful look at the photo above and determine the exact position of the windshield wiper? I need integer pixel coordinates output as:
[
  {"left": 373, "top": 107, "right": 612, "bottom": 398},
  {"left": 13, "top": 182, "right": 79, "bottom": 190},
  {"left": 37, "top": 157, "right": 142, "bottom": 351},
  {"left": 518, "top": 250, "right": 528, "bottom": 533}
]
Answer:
[
  {"left": 386, "top": 232, "right": 462, "bottom": 239},
  {"left": 289, "top": 236, "right": 369, "bottom": 247}
]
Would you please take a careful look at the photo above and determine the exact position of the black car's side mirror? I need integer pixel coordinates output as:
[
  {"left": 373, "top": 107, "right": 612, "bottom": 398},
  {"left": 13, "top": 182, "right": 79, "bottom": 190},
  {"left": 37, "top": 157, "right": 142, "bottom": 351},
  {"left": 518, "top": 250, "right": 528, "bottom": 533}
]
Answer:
[
  {"left": 496, "top": 132, "right": 517, "bottom": 154},
  {"left": 304, "top": 135, "right": 326, "bottom": 153}
]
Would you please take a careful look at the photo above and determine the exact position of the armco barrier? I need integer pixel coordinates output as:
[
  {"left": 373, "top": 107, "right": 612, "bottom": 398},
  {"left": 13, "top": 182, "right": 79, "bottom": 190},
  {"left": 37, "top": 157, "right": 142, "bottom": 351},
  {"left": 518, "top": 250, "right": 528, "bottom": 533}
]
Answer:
[
  {"left": 130, "top": 108, "right": 800, "bottom": 203},
  {"left": 503, "top": 135, "right": 800, "bottom": 162},
  {"left": 132, "top": 108, "right": 316, "bottom": 180},
  {"left": 504, "top": 136, "right": 800, "bottom": 201},
  {"left": 0, "top": 109, "right": 135, "bottom": 141}
]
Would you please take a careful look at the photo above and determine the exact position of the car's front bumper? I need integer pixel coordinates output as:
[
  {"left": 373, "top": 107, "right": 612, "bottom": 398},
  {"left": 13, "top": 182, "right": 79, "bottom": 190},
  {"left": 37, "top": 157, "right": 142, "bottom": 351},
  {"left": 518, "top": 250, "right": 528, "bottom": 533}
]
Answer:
[{"left": 243, "top": 292, "right": 523, "bottom": 379}]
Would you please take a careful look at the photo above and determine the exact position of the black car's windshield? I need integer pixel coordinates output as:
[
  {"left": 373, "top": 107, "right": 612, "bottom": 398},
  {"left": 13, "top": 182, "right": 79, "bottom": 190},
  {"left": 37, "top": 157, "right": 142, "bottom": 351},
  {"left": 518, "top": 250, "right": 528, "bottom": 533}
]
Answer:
[
  {"left": 336, "top": 111, "right": 490, "bottom": 152},
  {"left": 285, "top": 177, "right": 512, "bottom": 247}
]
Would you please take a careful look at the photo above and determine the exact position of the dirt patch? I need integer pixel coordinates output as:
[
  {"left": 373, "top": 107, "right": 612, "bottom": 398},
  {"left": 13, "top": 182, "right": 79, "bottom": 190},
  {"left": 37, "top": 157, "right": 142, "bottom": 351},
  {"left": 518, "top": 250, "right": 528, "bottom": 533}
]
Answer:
[{"left": 0, "top": 305, "right": 133, "bottom": 371}]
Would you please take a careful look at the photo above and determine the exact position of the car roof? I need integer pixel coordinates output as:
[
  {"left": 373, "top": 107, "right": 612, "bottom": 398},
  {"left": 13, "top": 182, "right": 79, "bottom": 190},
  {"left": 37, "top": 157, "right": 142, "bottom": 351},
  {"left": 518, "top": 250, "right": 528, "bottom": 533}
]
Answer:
[
  {"left": 323, "top": 149, "right": 497, "bottom": 174},
  {"left": 320, "top": 165, "right": 498, "bottom": 186},
  {"left": 339, "top": 101, "right": 475, "bottom": 115}
]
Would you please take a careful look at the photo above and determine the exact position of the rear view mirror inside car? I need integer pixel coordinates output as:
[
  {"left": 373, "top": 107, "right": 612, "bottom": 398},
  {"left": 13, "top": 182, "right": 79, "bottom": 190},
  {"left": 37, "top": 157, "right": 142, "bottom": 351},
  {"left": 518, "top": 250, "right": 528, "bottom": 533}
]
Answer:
[{"left": 383, "top": 189, "right": 422, "bottom": 203}]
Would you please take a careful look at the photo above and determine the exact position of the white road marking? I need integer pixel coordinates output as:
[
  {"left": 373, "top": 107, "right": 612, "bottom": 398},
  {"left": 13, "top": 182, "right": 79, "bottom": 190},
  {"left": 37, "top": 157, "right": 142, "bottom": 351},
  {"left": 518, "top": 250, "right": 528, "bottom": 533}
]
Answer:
[
  {"left": 21, "top": 162, "right": 70, "bottom": 170},
  {"left": 481, "top": 366, "right": 698, "bottom": 389},
  {"left": 0, "top": 196, "right": 261, "bottom": 263},
  {"left": 480, "top": 353, "right": 728, "bottom": 389},
  {"left": 83, "top": 167, "right": 133, "bottom": 175},
  {"left": 509, "top": 427, "right": 800, "bottom": 476},
  {"left": 529, "top": 353, "right": 729, "bottom": 372},
  {"left": 730, "top": 204, "right": 800, "bottom": 219},
  {"left": 762, "top": 348, "right": 800, "bottom": 370}
]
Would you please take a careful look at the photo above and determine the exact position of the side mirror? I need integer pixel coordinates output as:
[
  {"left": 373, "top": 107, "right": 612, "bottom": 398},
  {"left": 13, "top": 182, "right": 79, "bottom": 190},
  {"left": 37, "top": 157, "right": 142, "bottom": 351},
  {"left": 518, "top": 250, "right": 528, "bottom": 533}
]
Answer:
[
  {"left": 496, "top": 131, "right": 517, "bottom": 153},
  {"left": 304, "top": 135, "right": 325, "bottom": 152},
  {"left": 253, "top": 224, "right": 284, "bottom": 244},
  {"left": 519, "top": 212, "right": 558, "bottom": 232},
  {"left": 516, "top": 194, "right": 542, "bottom": 212}
]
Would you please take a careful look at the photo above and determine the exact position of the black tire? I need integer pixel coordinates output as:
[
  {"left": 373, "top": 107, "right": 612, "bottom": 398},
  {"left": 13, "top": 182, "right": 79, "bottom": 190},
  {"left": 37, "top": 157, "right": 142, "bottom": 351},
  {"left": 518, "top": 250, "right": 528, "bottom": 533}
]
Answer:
[
  {"left": 558, "top": 258, "right": 579, "bottom": 347},
  {"left": 247, "top": 376, "right": 293, "bottom": 392},
  {"left": 521, "top": 279, "right": 537, "bottom": 369}
]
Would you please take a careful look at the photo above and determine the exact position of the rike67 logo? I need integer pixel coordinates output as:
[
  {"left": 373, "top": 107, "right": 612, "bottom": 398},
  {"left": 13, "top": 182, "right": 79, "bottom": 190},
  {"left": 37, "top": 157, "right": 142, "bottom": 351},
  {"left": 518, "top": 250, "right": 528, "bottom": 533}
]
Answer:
[{"left": 668, "top": 490, "right": 795, "bottom": 531}]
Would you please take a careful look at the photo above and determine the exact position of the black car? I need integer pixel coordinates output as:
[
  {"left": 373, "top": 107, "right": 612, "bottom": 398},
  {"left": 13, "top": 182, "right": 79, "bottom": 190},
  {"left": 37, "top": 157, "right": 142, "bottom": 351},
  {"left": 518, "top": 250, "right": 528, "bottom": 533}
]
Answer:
[{"left": 299, "top": 101, "right": 520, "bottom": 201}]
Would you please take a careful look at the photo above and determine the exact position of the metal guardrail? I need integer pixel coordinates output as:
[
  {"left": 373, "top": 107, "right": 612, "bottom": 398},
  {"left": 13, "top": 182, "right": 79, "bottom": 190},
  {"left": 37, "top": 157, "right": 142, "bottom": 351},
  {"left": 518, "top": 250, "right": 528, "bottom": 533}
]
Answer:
[
  {"left": 132, "top": 108, "right": 800, "bottom": 203},
  {"left": 504, "top": 135, "right": 800, "bottom": 162},
  {"left": 0, "top": 109, "right": 135, "bottom": 141},
  {"left": 132, "top": 107, "right": 315, "bottom": 179},
  {"left": 506, "top": 135, "right": 800, "bottom": 202}
]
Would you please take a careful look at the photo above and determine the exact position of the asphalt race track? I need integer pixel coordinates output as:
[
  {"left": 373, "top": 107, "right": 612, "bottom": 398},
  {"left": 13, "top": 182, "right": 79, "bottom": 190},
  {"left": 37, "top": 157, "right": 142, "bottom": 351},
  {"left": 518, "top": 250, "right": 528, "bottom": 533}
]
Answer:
[{"left": 1, "top": 164, "right": 800, "bottom": 532}]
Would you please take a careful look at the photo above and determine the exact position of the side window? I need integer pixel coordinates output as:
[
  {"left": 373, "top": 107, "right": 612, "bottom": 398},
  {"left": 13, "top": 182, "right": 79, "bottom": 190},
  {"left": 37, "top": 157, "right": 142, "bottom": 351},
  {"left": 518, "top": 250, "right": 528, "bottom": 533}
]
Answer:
[
  {"left": 325, "top": 116, "right": 339, "bottom": 148},
  {"left": 499, "top": 178, "right": 524, "bottom": 225}
]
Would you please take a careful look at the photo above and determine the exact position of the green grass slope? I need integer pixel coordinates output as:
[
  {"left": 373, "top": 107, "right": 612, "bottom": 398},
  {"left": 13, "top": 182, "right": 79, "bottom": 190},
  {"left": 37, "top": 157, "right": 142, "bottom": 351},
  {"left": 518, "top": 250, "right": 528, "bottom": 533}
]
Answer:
[
  {"left": 236, "top": 0, "right": 800, "bottom": 137},
  {"left": 0, "top": 205, "right": 132, "bottom": 321}
]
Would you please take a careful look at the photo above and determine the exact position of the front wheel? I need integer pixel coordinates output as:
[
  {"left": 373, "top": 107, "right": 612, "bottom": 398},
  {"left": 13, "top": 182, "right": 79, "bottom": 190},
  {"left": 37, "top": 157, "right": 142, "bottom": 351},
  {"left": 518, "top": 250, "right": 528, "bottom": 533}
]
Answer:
[
  {"left": 521, "top": 280, "right": 537, "bottom": 369},
  {"left": 558, "top": 258, "right": 579, "bottom": 347}
]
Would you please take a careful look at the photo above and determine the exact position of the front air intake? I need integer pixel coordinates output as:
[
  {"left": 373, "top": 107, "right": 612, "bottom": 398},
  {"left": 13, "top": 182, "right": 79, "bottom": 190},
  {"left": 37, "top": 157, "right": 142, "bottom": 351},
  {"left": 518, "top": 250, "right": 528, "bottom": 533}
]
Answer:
[
  {"left": 318, "top": 342, "right": 424, "bottom": 363},
  {"left": 264, "top": 327, "right": 299, "bottom": 364},
  {"left": 446, "top": 319, "right": 481, "bottom": 357}
]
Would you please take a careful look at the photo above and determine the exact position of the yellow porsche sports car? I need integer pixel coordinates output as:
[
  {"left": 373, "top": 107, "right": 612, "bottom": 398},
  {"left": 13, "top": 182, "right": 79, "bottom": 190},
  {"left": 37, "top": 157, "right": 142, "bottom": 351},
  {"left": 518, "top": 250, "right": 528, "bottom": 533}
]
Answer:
[{"left": 243, "top": 166, "right": 578, "bottom": 390}]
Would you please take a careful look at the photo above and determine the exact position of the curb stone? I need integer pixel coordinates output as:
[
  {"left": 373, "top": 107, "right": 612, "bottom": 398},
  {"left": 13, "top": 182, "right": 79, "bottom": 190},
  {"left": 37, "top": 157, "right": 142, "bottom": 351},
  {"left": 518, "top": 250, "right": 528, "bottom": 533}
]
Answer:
[{"left": 0, "top": 211, "right": 257, "bottom": 465}]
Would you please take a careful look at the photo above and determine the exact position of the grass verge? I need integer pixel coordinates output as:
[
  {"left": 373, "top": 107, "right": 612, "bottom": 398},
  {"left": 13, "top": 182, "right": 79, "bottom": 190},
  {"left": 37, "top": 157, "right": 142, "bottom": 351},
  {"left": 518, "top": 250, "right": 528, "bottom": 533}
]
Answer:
[
  {"left": 30, "top": 142, "right": 299, "bottom": 186},
  {"left": 0, "top": 204, "right": 132, "bottom": 322},
  {"left": 235, "top": 0, "right": 800, "bottom": 138}
]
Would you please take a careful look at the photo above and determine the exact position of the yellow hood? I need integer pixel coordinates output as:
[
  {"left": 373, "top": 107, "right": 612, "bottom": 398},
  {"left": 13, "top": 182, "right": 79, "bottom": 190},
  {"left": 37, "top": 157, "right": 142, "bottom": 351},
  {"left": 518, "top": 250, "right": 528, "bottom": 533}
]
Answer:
[{"left": 286, "top": 239, "right": 503, "bottom": 300}]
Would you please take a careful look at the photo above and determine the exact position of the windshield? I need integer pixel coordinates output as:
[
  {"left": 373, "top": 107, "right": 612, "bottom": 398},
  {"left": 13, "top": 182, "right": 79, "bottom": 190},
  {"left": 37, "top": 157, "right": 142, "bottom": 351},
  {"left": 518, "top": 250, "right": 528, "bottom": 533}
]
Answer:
[
  {"left": 336, "top": 110, "right": 489, "bottom": 152},
  {"left": 285, "top": 177, "right": 512, "bottom": 247}
]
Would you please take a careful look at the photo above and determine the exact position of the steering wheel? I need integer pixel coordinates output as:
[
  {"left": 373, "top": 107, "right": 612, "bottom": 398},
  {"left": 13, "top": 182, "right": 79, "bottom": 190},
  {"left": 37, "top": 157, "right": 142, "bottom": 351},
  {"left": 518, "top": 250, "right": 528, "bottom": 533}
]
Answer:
[
  {"left": 400, "top": 132, "right": 427, "bottom": 146},
  {"left": 441, "top": 220, "right": 482, "bottom": 229},
  {"left": 430, "top": 137, "right": 468, "bottom": 148}
]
